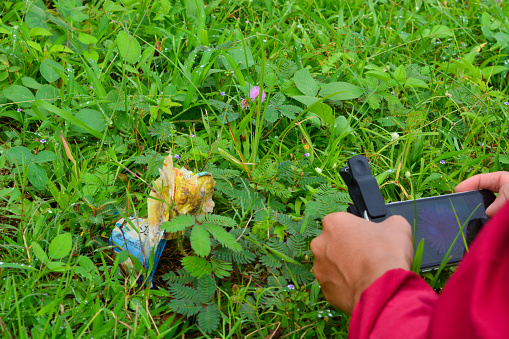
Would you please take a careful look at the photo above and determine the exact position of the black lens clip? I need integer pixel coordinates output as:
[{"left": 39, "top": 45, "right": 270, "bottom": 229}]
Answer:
[{"left": 339, "top": 155, "right": 390, "bottom": 222}]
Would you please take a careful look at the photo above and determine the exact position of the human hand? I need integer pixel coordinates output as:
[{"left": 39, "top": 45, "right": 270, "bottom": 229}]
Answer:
[
  {"left": 310, "top": 213, "right": 413, "bottom": 314},
  {"left": 455, "top": 171, "right": 509, "bottom": 217}
]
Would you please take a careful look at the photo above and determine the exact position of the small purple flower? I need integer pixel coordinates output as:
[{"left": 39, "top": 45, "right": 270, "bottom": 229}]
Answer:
[
  {"left": 391, "top": 91, "right": 395, "bottom": 95},
  {"left": 17, "top": 108, "right": 23, "bottom": 113},
  {"left": 189, "top": 134, "right": 195, "bottom": 138},
  {"left": 40, "top": 139, "right": 47, "bottom": 144},
  {"left": 287, "top": 284, "right": 295, "bottom": 290},
  {"left": 504, "top": 102, "right": 509, "bottom": 106},
  {"left": 250, "top": 86, "right": 266, "bottom": 103},
  {"left": 440, "top": 160, "right": 445, "bottom": 165},
  {"left": 482, "top": 142, "right": 485, "bottom": 146},
  {"left": 245, "top": 20, "right": 249, "bottom": 24},
  {"left": 90, "top": 85, "right": 93, "bottom": 89},
  {"left": 174, "top": 154, "right": 180, "bottom": 160},
  {"left": 219, "top": 91, "right": 226, "bottom": 96},
  {"left": 304, "top": 153, "right": 310, "bottom": 157}
]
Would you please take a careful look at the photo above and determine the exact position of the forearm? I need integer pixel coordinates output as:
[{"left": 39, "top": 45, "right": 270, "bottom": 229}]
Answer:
[{"left": 349, "top": 269, "right": 438, "bottom": 339}]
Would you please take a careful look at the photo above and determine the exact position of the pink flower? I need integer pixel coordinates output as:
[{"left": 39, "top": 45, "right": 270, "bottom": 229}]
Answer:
[
  {"left": 240, "top": 98, "right": 250, "bottom": 109},
  {"left": 250, "top": 86, "right": 266, "bottom": 102}
]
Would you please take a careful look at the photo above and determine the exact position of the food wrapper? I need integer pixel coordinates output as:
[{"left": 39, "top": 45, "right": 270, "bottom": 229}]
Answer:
[{"left": 110, "top": 152, "right": 215, "bottom": 283}]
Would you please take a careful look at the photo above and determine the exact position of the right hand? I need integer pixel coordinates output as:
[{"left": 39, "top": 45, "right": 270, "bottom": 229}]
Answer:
[
  {"left": 310, "top": 213, "right": 413, "bottom": 314},
  {"left": 455, "top": 171, "right": 509, "bottom": 217}
]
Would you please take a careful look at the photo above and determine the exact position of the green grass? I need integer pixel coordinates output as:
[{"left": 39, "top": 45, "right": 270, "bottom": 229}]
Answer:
[{"left": 1, "top": 0, "right": 509, "bottom": 337}]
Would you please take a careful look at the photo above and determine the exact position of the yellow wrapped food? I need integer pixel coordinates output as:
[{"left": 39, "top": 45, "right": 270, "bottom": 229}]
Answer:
[{"left": 110, "top": 152, "right": 215, "bottom": 280}]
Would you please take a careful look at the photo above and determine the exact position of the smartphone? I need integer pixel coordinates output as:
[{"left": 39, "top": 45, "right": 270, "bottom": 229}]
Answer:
[{"left": 384, "top": 189, "right": 495, "bottom": 269}]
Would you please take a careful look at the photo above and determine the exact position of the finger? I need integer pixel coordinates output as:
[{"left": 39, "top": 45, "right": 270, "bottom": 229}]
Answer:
[
  {"left": 455, "top": 172, "right": 509, "bottom": 193},
  {"left": 485, "top": 184, "right": 509, "bottom": 217},
  {"left": 310, "top": 237, "right": 323, "bottom": 257},
  {"left": 322, "top": 211, "right": 358, "bottom": 234}
]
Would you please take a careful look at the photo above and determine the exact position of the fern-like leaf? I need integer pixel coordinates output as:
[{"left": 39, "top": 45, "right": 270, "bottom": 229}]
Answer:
[
  {"left": 197, "top": 275, "right": 217, "bottom": 303},
  {"left": 162, "top": 269, "right": 195, "bottom": 285},
  {"left": 203, "top": 224, "right": 242, "bottom": 252},
  {"left": 279, "top": 59, "right": 298, "bottom": 79},
  {"left": 284, "top": 263, "right": 314, "bottom": 285},
  {"left": 168, "top": 299, "right": 201, "bottom": 317},
  {"left": 210, "top": 257, "right": 232, "bottom": 279},
  {"left": 267, "top": 275, "right": 287, "bottom": 288},
  {"left": 181, "top": 256, "right": 212, "bottom": 278},
  {"left": 259, "top": 254, "right": 282, "bottom": 268},
  {"left": 148, "top": 120, "right": 175, "bottom": 140},
  {"left": 168, "top": 283, "right": 200, "bottom": 303},
  {"left": 197, "top": 214, "right": 236, "bottom": 227},
  {"left": 197, "top": 304, "right": 220, "bottom": 333},
  {"left": 213, "top": 248, "right": 255, "bottom": 264},
  {"left": 278, "top": 105, "right": 301, "bottom": 119},
  {"left": 265, "top": 182, "right": 292, "bottom": 198},
  {"left": 161, "top": 214, "right": 196, "bottom": 232},
  {"left": 190, "top": 224, "right": 211, "bottom": 257}
]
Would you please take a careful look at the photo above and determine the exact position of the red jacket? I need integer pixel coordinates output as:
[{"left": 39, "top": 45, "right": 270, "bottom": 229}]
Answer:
[{"left": 349, "top": 202, "right": 509, "bottom": 338}]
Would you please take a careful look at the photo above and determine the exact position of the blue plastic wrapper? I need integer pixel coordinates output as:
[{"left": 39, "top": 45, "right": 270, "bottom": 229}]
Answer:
[{"left": 110, "top": 217, "right": 166, "bottom": 284}]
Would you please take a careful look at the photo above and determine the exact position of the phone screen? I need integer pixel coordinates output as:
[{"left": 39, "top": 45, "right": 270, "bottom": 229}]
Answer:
[{"left": 385, "top": 190, "right": 495, "bottom": 269}]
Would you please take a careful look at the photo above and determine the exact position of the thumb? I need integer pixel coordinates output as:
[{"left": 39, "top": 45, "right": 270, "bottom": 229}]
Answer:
[{"left": 486, "top": 184, "right": 509, "bottom": 217}]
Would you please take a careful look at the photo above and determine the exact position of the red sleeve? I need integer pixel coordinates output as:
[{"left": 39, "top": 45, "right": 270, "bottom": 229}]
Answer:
[
  {"left": 428, "top": 201, "right": 509, "bottom": 339},
  {"left": 349, "top": 202, "right": 509, "bottom": 339},
  {"left": 349, "top": 269, "right": 438, "bottom": 339}
]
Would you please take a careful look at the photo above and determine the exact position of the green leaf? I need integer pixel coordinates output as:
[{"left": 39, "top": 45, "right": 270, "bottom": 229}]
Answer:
[
  {"left": 48, "top": 233, "right": 73, "bottom": 259},
  {"left": 190, "top": 225, "right": 211, "bottom": 257},
  {"left": 78, "top": 33, "right": 98, "bottom": 45},
  {"left": 35, "top": 85, "right": 59, "bottom": 102},
  {"left": 308, "top": 103, "right": 333, "bottom": 124},
  {"left": 26, "top": 41, "right": 42, "bottom": 54},
  {"left": 1, "top": 85, "right": 35, "bottom": 108},
  {"left": 293, "top": 68, "right": 319, "bottom": 97},
  {"left": 499, "top": 154, "right": 509, "bottom": 164},
  {"left": 32, "top": 242, "right": 49, "bottom": 263},
  {"left": 114, "top": 250, "right": 129, "bottom": 265},
  {"left": 226, "top": 46, "right": 255, "bottom": 70},
  {"left": 34, "top": 151, "right": 56, "bottom": 163},
  {"left": 47, "top": 261, "right": 71, "bottom": 272},
  {"left": 319, "top": 82, "right": 363, "bottom": 101},
  {"left": 73, "top": 109, "right": 106, "bottom": 133},
  {"left": 0, "top": 263, "right": 37, "bottom": 270},
  {"left": 365, "top": 70, "right": 390, "bottom": 82},
  {"left": 197, "top": 304, "right": 220, "bottom": 333},
  {"left": 181, "top": 256, "right": 212, "bottom": 278},
  {"left": 29, "top": 27, "right": 53, "bottom": 37},
  {"left": 6, "top": 146, "right": 33, "bottom": 166},
  {"left": 202, "top": 223, "right": 241, "bottom": 252},
  {"left": 32, "top": 101, "right": 103, "bottom": 139},
  {"left": 394, "top": 65, "right": 407, "bottom": 82},
  {"left": 481, "top": 66, "right": 507, "bottom": 78},
  {"left": 333, "top": 116, "right": 354, "bottom": 137},
  {"left": 405, "top": 78, "right": 429, "bottom": 89},
  {"left": 161, "top": 214, "right": 196, "bottom": 232},
  {"left": 28, "top": 163, "right": 48, "bottom": 190},
  {"left": 78, "top": 256, "right": 97, "bottom": 274},
  {"left": 291, "top": 95, "right": 320, "bottom": 106},
  {"left": 22, "top": 77, "right": 42, "bottom": 90},
  {"left": 117, "top": 31, "right": 141, "bottom": 64},
  {"left": 40, "top": 59, "right": 63, "bottom": 82}
]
